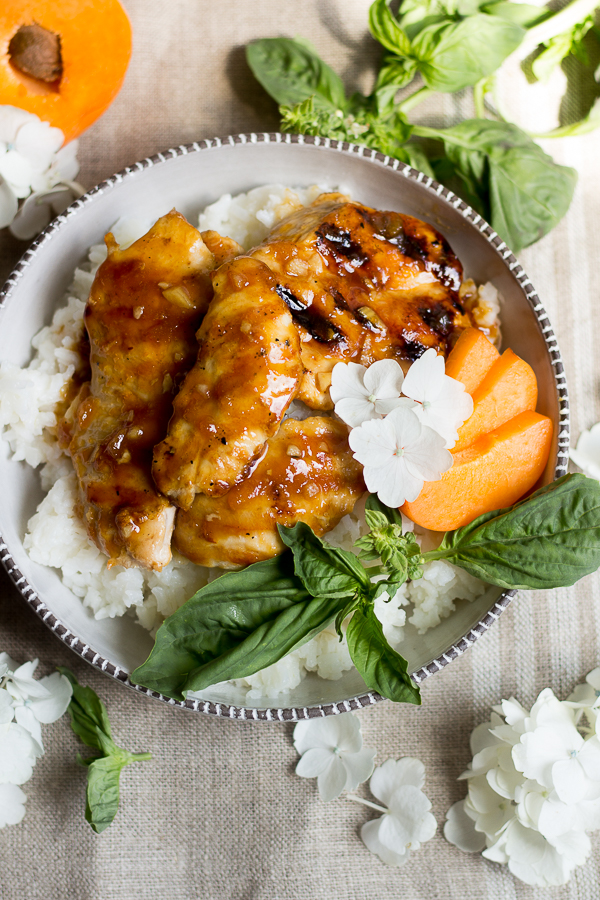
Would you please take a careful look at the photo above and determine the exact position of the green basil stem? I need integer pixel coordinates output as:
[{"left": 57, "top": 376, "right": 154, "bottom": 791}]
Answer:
[
  {"left": 396, "top": 84, "right": 433, "bottom": 115},
  {"left": 513, "top": 0, "right": 599, "bottom": 61}
]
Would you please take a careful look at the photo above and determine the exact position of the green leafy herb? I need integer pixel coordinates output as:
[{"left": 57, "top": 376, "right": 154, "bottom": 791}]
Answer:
[
  {"left": 424, "top": 473, "right": 600, "bottom": 589},
  {"left": 278, "top": 521, "right": 371, "bottom": 597},
  {"left": 58, "top": 668, "right": 151, "bottom": 834},
  {"left": 246, "top": 37, "right": 346, "bottom": 110},
  {"left": 244, "top": 0, "right": 596, "bottom": 251},
  {"left": 413, "top": 119, "right": 577, "bottom": 250},
  {"left": 346, "top": 604, "right": 421, "bottom": 704},
  {"left": 356, "top": 497, "right": 423, "bottom": 595}
]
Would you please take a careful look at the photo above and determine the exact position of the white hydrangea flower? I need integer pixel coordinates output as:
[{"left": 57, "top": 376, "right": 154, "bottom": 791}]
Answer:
[
  {"left": 570, "top": 422, "right": 600, "bottom": 480},
  {"left": 348, "top": 405, "right": 452, "bottom": 507},
  {"left": 445, "top": 672, "right": 600, "bottom": 887},
  {"left": 10, "top": 671, "right": 72, "bottom": 755},
  {"left": 0, "top": 105, "right": 82, "bottom": 236},
  {"left": 330, "top": 359, "right": 409, "bottom": 428},
  {"left": 359, "top": 758, "right": 437, "bottom": 866},
  {"left": 293, "top": 712, "right": 376, "bottom": 801},
  {"left": 400, "top": 347, "right": 473, "bottom": 448},
  {"left": 0, "top": 783, "right": 27, "bottom": 829}
]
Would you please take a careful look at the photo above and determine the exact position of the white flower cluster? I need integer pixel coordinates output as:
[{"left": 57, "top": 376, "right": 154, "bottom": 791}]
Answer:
[
  {"left": 0, "top": 105, "right": 82, "bottom": 240},
  {"left": 293, "top": 712, "right": 436, "bottom": 866},
  {"left": 444, "top": 669, "right": 600, "bottom": 887},
  {"left": 330, "top": 352, "right": 473, "bottom": 507},
  {"left": 570, "top": 421, "right": 600, "bottom": 481},
  {"left": 0, "top": 652, "right": 72, "bottom": 829}
]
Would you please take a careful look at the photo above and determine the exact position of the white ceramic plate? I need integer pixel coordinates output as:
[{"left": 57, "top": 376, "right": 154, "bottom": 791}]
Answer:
[{"left": 0, "top": 133, "right": 569, "bottom": 721}]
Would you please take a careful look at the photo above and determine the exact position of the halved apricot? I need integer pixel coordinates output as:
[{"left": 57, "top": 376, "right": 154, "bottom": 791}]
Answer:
[
  {"left": 402, "top": 410, "right": 553, "bottom": 532},
  {"left": 453, "top": 349, "right": 538, "bottom": 452},
  {"left": 0, "top": 0, "right": 132, "bottom": 141},
  {"left": 445, "top": 327, "right": 499, "bottom": 394}
]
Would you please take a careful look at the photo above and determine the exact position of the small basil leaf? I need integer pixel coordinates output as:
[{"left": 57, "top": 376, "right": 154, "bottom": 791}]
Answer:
[
  {"left": 278, "top": 522, "right": 371, "bottom": 595},
  {"left": 369, "top": 0, "right": 413, "bottom": 56},
  {"left": 427, "top": 474, "right": 600, "bottom": 589},
  {"left": 346, "top": 605, "right": 421, "bottom": 705},
  {"left": 481, "top": 1, "right": 549, "bottom": 28},
  {"left": 374, "top": 57, "right": 418, "bottom": 116},
  {"left": 58, "top": 667, "right": 114, "bottom": 753},
  {"left": 365, "top": 494, "right": 405, "bottom": 527},
  {"left": 85, "top": 750, "right": 149, "bottom": 835},
  {"left": 246, "top": 38, "right": 346, "bottom": 110},
  {"left": 132, "top": 553, "right": 310, "bottom": 699},
  {"left": 412, "top": 15, "right": 525, "bottom": 92}
]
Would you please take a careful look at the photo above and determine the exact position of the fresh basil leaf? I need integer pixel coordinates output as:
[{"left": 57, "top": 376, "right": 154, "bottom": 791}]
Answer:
[
  {"left": 412, "top": 14, "right": 525, "bottom": 92},
  {"left": 132, "top": 553, "right": 312, "bottom": 698},
  {"left": 246, "top": 38, "right": 346, "bottom": 110},
  {"left": 58, "top": 667, "right": 114, "bottom": 753},
  {"left": 365, "top": 494, "right": 405, "bottom": 527},
  {"left": 426, "top": 474, "right": 600, "bottom": 589},
  {"left": 403, "top": 143, "right": 437, "bottom": 178},
  {"left": 85, "top": 755, "right": 126, "bottom": 834},
  {"left": 369, "top": 0, "right": 413, "bottom": 55},
  {"left": 346, "top": 605, "right": 421, "bottom": 705},
  {"left": 374, "top": 57, "right": 418, "bottom": 115},
  {"left": 278, "top": 522, "right": 371, "bottom": 596},
  {"left": 417, "top": 119, "right": 577, "bottom": 250},
  {"left": 481, "top": 1, "right": 549, "bottom": 28}
]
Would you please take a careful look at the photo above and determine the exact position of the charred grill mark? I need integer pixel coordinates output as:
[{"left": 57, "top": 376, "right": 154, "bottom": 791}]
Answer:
[
  {"left": 275, "top": 284, "right": 344, "bottom": 344},
  {"left": 429, "top": 261, "right": 462, "bottom": 293},
  {"left": 316, "top": 224, "right": 368, "bottom": 268},
  {"left": 329, "top": 287, "right": 350, "bottom": 311},
  {"left": 400, "top": 337, "right": 428, "bottom": 361},
  {"left": 418, "top": 302, "right": 454, "bottom": 338}
]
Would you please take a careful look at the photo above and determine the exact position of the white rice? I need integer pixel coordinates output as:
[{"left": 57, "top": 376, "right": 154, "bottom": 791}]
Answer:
[{"left": 0, "top": 184, "right": 493, "bottom": 700}]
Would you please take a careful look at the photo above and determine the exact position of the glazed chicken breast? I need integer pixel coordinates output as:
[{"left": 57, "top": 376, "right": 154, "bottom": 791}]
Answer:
[
  {"left": 174, "top": 416, "right": 365, "bottom": 568},
  {"left": 152, "top": 256, "right": 303, "bottom": 509},
  {"left": 252, "top": 193, "right": 472, "bottom": 408},
  {"left": 60, "top": 211, "right": 216, "bottom": 570}
]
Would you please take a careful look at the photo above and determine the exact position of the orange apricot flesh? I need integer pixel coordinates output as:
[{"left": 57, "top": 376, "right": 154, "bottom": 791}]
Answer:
[
  {"left": 445, "top": 327, "right": 499, "bottom": 394},
  {"left": 453, "top": 348, "right": 538, "bottom": 452},
  {"left": 401, "top": 410, "right": 553, "bottom": 532}
]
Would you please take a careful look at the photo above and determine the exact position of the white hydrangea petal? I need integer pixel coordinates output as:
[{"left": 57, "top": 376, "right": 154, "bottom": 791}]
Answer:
[
  {"left": 362, "top": 358, "right": 405, "bottom": 399},
  {"left": 0, "top": 690, "right": 14, "bottom": 726},
  {"left": 317, "top": 755, "right": 348, "bottom": 801},
  {"left": 14, "top": 120, "right": 63, "bottom": 171},
  {"left": 486, "top": 764, "right": 522, "bottom": 800},
  {"left": 330, "top": 362, "right": 369, "bottom": 403},
  {"left": 0, "top": 179, "right": 18, "bottom": 228},
  {"left": 361, "top": 818, "right": 411, "bottom": 866},
  {"left": 340, "top": 746, "right": 376, "bottom": 791},
  {"left": 0, "top": 106, "right": 34, "bottom": 144},
  {"left": 578, "top": 735, "right": 600, "bottom": 782},
  {"left": 294, "top": 716, "right": 352, "bottom": 754},
  {"left": 52, "top": 140, "right": 80, "bottom": 182},
  {"left": 13, "top": 706, "right": 44, "bottom": 756},
  {"left": 586, "top": 667, "right": 600, "bottom": 692},
  {"left": 331, "top": 712, "right": 364, "bottom": 754},
  {"left": 500, "top": 697, "right": 529, "bottom": 731},
  {"left": 9, "top": 660, "right": 51, "bottom": 701},
  {"left": 385, "top": 783, "right": 436, "bottom": 844},
  {"left": 0, "top": 783, "right": 27, "bottom": 828},
  {"left": 512, "top": 727, "right": 576, "bottom": 788},
  {"left": 374, "top": 396, "right": 416, "bottom": 416},
  {"left": 349, "top": 415, "right": 398, "bottom": 466},
  {"left": 9, "top": 191, "right": 53, "bottom": 241},
  {"left": 334, "top": 396, "right": 379, "bottom": 428},
  {"left": 0, "top": 150, "right": 35, "bottom": 193},
  {"left": 444, "top": 800, "right": 487, "bottom": 852},
  {"left": 0, "top": 653, "right": 18, "bottom": 673},
  {"left": 403, "top": 425, "right": 453, "bottom": 482},
  {"left": 401, "top": 348, "right": 445, "bottom": 403},
  {"left": 363, "top": 457, "right": 423, "bottom": 507},
  {"left": 570, "top": 423, "right": 600, "bottom": 480},
  {"left": 29, "top": 672, "right": 72, "bottom": 723},
  {"left": 0, "top": 723, "right": 37, "bottom": 785},
  {"left": 296, "top": 747, "right": 333, "bottom": 779}
]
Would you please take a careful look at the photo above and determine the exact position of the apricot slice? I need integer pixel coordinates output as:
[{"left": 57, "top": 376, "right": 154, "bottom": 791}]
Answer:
[
  {"left": 445, "top": 327, "right": 499, "bottom": 394},
  {"left": 0, "top": 0, "right": 132, "bottom": 142},
  {"left": 401, "top": 410, "right": 553, "bottom": 532},
  {"left": 453, "top": 348, "right": 538, "bottom": 452}
]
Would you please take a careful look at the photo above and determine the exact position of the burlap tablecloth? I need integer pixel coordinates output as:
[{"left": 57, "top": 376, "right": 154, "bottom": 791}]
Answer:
[{"left": 1, "top": 2, "right": 600, "bottom": 897}]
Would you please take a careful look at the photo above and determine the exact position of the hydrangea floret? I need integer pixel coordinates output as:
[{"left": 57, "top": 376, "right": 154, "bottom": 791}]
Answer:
[
  {"left": 293, "top": 713, "right": 376, "bottom": 802},
  {"left": 331, "top": 350, "right": 473, "bottom": 507},
  {"left": 570, "top": 422, "right": 600, "bottom": 481},
  {"left": 0, "top": 105, "right": 83, "bottom": 239},
  {"left": 0, "top": 652, "right": 72, "bottom": 827},
  {"left": 349, "top": 757, "right": 437, "bottom": 867},
  {"left": 444, "top": 670, "right": 600, "bottom": 887}
]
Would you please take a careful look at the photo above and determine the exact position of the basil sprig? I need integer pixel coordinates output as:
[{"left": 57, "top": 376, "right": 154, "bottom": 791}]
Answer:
[
  {"left": 424, "top": 473, "right": 600, "bottom": 589},
  {"left": 132, "top": 524, "right": 421, "bottom": 705},
  {"left": 132, "top": 474, "right": 600, "bottom": 707},
  {"left": 244, "top": 0, "right": 599, "bottom": 251},
  {"left": 59, "top": 668, "right": 151, "bottom": 833}
]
